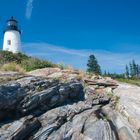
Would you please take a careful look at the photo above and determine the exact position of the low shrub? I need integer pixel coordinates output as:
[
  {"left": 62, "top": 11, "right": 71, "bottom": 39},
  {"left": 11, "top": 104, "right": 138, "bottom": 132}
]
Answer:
[
  {"left": 0, "top": 51, "right": 29, "bottom": 64},
  {"left": 57, "top": 62, "right": 67, "bottom": 70},
  {"left": 0, "top": 51, "right": 57, "bottom": 72},
  {"left": 21, "top": 58, "right": 56, "bottom": 72},
  {"left": 0, "top": 62, "right": 25, "bottom": 73}
]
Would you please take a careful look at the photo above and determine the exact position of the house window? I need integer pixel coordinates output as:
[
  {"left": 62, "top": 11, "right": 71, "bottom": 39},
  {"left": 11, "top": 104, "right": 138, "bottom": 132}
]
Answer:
[{"left": 7, "top": 40, "right": 11, "bottom": 45}]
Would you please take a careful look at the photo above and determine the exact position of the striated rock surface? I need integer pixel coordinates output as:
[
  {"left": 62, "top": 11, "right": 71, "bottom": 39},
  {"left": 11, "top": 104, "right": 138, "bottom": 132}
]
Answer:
[
  {"left": 19, "top": 81, "right": 84, "bottom": 114},
  {"left": 0, "top": 68, "right": 139, "bottom": 140},
  {"left": 0, "top": 83, "right": 26, "bottom": 110},
  {"left": 0, "top": 115, "right": 41, "bottom": 140},
  {"left": 114, "top": 83, "right": 140, "bottom": 139}
]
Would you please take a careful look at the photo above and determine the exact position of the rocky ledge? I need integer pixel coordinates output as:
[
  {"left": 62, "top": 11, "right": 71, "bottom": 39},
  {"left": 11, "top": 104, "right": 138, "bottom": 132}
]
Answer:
[{"left": 0, "top": 68, "right": 139, "bottom": 140}]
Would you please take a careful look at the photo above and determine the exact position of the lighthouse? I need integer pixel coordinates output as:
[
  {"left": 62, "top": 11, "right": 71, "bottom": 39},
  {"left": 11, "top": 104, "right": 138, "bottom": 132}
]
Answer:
[{"left": 3, "top": 17, "right": 21, "bottom": 53}]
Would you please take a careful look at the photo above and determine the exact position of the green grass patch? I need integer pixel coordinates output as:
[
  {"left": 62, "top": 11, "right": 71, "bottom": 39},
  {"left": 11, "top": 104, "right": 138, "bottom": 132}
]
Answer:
[
  {"left": 115, "top": 78, "right": 140, "bottom": 87},
  {"left": 0, "top": 51, "right": 57, "bottom": 72}
]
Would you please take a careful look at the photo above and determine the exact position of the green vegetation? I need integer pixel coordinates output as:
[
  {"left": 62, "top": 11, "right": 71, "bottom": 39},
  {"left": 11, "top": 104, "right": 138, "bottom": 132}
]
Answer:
[
  {"left": 57, "top": 62, "right": 67, "bottom": 70},
  {"left": 1, "top": 62, "right": 25, "bottom": 73},
  {"left": 0, "top": 51, "right": 28, "bottom": 64},
  {"left": 21, "top": 57, "right": 56, "bottom": 71},
  {"left": 103, "top": 72, "right": 140, "bottom": 87},
  {"left": 116, "top": 78, "right": 140, "bottom": 87},
  {"left": 87, "top": 54, "right": 101, "bottom": 75},
  {"left": 127, "top": 60, "right": 140, "bottom": 78},
  {"left": 0, "top": 51, "right": 56, "bottom": 72},
  {"left": 103, "top": 72, "right": 125, "bottom": 79},
  {"left": 103, "top": 60, "right": 140, "bottom": 87}
]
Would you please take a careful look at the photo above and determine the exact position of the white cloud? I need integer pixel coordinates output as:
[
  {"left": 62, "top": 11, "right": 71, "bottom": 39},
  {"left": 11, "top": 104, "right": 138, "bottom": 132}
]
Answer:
[
  {"left": 23, "top": 42, "right": 90, "bottom": 57},
  {"left": 25, "top": 0, "right": 34, "bottom": 19},
  {"left": 22, "top": 42, "right": 140, "bottom": 73}
]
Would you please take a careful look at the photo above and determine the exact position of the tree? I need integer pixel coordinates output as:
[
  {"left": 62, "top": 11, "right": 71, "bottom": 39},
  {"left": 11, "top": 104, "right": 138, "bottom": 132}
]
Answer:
[
  {"left": 136, "top": 64, "right": 139, "bottom": 78},
  {"left": 127, "top": 60, "right": 140, "bottom": 78},
  {"left": 125, "top": 65, "right": 129, "bottom": 78},
  {"left": 87, "top": 54, "right": 101, "bottom": 75},
  {"left": 138, "top": 65, "right": 140, "bottom": 78},
  {"left": 129, "top": 62, "right": 133, "bottom": 77},
  {"left": 104, "top": 70, "right": 107, "bottom": 76},
  {"left": 132, "top": 60, "right": 137, "bottom": 77}
]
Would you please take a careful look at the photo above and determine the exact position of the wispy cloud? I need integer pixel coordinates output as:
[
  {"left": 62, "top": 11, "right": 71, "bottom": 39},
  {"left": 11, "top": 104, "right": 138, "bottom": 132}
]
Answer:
[
  {"left": 25, "top": 0, "right": 34, "bottom": 19},
  {"left": 23, "top": 42, "right": 91, "bottom": 57},
  {"left": 22, "top": 42, "right": 140, "bottom": 73}
]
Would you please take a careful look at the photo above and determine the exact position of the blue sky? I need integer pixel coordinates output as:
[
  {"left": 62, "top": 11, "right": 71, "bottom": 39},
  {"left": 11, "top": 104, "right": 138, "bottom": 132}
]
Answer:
[{"left": 0, "top": 0, "right": 140, "bottom": 73}]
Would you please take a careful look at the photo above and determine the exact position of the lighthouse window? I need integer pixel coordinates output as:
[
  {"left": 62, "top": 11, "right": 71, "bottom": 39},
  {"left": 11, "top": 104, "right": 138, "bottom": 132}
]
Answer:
[{"left": 7, "top": 40, "right": 11, "bottom": 45}]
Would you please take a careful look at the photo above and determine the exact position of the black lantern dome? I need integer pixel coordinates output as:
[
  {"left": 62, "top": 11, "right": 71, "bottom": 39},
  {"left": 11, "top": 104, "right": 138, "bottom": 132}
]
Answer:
[{"left": 3, "top": 16, "right": 21, "bottom": 34}]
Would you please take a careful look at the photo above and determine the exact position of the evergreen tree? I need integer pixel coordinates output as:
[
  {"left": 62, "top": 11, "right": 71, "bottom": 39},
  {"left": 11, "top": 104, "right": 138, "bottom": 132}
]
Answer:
[
  {"left": 138, "top": 65, "right": 140, "bottom": 78},
  {"left": 104, "top": 70, "right": 107, "bottom": 76},
  {"left": 87, "top": 54, "right": 101, "bottom": 75},
  {"left": 136, "top": 64, "right": 139, "bottom": 78},
  {"left": 129, "top": 62, "right": 133, "bottom": 77},
  {"left": 107, "top": 71, "right": 110, "bottom": 76},
  {"left": 127, "top": 60, "right": 140, "bottom": 78},
  {"left": 132, "top": 60, "right": 137, "bottom": 77},
  {"left": 125, "top": 65, "right": 129, "bottom": 78}
]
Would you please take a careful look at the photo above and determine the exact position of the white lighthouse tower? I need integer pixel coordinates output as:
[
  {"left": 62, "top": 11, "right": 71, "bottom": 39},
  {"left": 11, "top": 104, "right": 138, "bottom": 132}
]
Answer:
[{"left": 3, "top": 16, "right": 21, "bottom": 53}]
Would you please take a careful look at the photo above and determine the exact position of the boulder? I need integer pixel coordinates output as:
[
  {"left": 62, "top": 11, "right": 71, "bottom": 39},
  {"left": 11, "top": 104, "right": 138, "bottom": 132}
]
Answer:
[
  {"left": 20, "top": 86, "right": 60, "bottom": 113},
  {"left": 33, "top": 102, "right": 93, "bottom": 140},
  {"left": 85, "top": 86, "right": 110, "bottom": 106},
  {"left": 19, "top": 82, "right": 84, "bottom": 114},
  {"left": 47, "top": 109, "right": 94, "bottom": 140},
  {"left": 0, "top": 71, "right": 24, "bottom": 81},
  {"left": 17, "top": 76, "right": 59, "bottom": 94},
  {"left": 0, "top": 115, "right": 41, "bottom": 140},
  {"left": 84, "top": 78, "right": 118, "bottom": 87},
  {"left": 47, "top": 72, "right": 63, "bottom": 79},
  {"left": 83, "top": 119, "right": 116, "bottom": 140},
  {"left": 27, "top": 68, "right": 61, "bottom": 77},
  {"left": 0, "top": 83, "right": 26, "bottom": 110}
]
